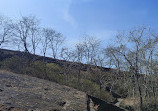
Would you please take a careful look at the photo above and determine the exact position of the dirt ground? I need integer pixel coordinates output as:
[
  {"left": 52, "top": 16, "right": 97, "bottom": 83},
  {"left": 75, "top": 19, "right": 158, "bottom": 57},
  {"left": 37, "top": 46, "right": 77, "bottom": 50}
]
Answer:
[{"left": 0, "top": 70, "right": 87, "bottom": 111}]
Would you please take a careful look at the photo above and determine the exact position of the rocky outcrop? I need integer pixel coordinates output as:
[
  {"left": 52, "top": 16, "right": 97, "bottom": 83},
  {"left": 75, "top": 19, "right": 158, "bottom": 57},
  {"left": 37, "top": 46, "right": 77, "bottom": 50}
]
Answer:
[{"left": 87, "top": 95, "right": 125, "bottom": 111}]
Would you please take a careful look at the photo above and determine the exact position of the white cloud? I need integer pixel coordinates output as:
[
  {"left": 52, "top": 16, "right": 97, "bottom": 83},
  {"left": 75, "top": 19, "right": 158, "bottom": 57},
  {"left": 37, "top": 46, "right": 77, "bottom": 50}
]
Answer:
[
  {"left": 60, "top": 0, "right": 95, "bottom": 28},
  {"left": 62, "top": 0, "right": 78, "bottom": 28},
  {"left": 86, "top": 30, "right": 117, "bottom": 40},
  {"left": 0, "top": 0, "right": 78, "bottom": 28},
  {"left": 45, "top": 0, "right": 78, "bottom": 29},
  {"left": 63, "top": 11, "right": 77, "bottom": 28}
]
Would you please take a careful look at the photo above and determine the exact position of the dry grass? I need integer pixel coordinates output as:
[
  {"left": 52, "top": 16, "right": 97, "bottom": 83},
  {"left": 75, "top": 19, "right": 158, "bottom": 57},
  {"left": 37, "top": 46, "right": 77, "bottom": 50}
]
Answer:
[
  {"left": 0, "top": 70, "right": 15, "bottom": 75},
  {"left": 118, "top": 97, "right": 140, "bottom": 110}
]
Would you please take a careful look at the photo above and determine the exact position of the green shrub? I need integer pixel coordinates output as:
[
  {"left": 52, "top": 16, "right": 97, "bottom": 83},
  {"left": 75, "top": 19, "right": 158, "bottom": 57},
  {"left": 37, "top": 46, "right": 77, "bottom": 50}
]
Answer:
[
  {"left": 31, "top": 61, "right": 46, "bottom": 78},
  {"left": 66, "top": 78, "right": 78, "bottom": 89},
  {"left": 47, "top": 63, "right": 61, "bottom": 72},
  {"left": 80, "top": 79, "right": 100, "bottom": 95},
  {"left": 33, "top": 61, "right": 43, "bottom": 72},
  {"left": 48, "top": 71, "right": 65, "bottom": 83},
  {"left": 1, "top": 56, "right": 23, "bottom": 72}
]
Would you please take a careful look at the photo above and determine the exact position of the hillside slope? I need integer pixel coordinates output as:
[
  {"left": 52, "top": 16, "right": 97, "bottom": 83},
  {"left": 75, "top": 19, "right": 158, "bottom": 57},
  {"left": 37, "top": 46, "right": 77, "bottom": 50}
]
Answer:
[
  {"left": 0, "top": 70, "right": 126, "bottom": 111},
  {"left": 0, "top": 70, "right": 88, "bottom": 111}
]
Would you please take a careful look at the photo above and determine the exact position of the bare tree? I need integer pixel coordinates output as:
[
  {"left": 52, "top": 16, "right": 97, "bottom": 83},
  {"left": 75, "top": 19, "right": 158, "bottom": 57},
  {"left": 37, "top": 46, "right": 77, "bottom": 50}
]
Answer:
[
  {"left": 74, "top": 43, "right": 85, "bottom": 83},
  {"left": 48, "top": 30, "right": 65, "bottom": 59},
  {"left": 41, "top": 28, "right": 51, "bottom": 78},
  {"left": 104, "top": 46, "right": 122, "bottom": 72},
  {"left": 29, "top": 16, "right": 41, "bottom": 55},
  {"left": 60, "top": 47, "right": 76, "bottom": 81},
  {"left": 82, "top": 36, "right": 101, "bottom": 65},
  {"left": 0, "top": 16, "right": 13, "bottom": 48},
  {"left": 93, "top": 54, "right": 107, "bottom": 97},
  {"left": 13, "top": 16, "right": 37, "bottom": 53},
  {"left": 61, "top": 47, "right": 76, "bottom": 62},
  {"left": 106, "top": 27, "right": 158, "bottom": 111}
]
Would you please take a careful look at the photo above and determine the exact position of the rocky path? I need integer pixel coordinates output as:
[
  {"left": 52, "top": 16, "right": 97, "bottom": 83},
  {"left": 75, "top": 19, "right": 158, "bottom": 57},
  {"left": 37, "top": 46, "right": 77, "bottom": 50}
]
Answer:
[{"left": 0, "top": 70, "right": 87, "bottom": 111}]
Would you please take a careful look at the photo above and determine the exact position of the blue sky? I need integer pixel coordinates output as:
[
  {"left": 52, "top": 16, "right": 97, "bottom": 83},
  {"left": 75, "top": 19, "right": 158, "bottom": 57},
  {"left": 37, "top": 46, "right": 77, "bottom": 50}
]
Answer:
[{"left": 0, "top": 0, "right": 158, "bottom": 47}]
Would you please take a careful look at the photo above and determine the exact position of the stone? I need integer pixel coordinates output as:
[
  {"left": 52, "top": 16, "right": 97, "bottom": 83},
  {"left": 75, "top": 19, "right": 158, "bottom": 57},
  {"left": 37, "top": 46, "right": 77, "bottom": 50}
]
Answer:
[{"left": 0, "top": 89, "right": 3, "bottom": 92}]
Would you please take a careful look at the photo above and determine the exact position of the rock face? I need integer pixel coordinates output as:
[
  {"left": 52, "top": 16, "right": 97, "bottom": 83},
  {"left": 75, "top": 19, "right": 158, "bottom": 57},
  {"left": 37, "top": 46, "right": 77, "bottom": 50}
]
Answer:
[{"left": 0, "top": 70, "right": 87, "bottom": 111}]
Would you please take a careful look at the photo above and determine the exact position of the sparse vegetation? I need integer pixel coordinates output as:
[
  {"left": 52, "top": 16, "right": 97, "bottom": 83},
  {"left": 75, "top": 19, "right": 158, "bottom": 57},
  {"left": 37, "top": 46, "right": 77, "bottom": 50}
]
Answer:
[
  {"left": 0, "top": 14, "right": 158, "bottom": 111},
  {"left": 0, "top": 53, "right": 115, "bottom": 103}
]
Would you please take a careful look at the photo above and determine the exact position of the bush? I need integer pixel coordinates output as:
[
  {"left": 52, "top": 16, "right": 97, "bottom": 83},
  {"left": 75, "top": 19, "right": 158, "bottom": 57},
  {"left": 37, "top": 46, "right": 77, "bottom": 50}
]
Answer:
[
  {"left": 1, "top": 56, "right": 23, "bottom": 72},
  {"left": 80, "top": 79, "right": 100, "bottom": 95},
  {"left": 143, "top": 105, "right": 158, "bottom": 111},
  {"left": 47, "top": 63, "right": 61, "bottom": 72}
]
